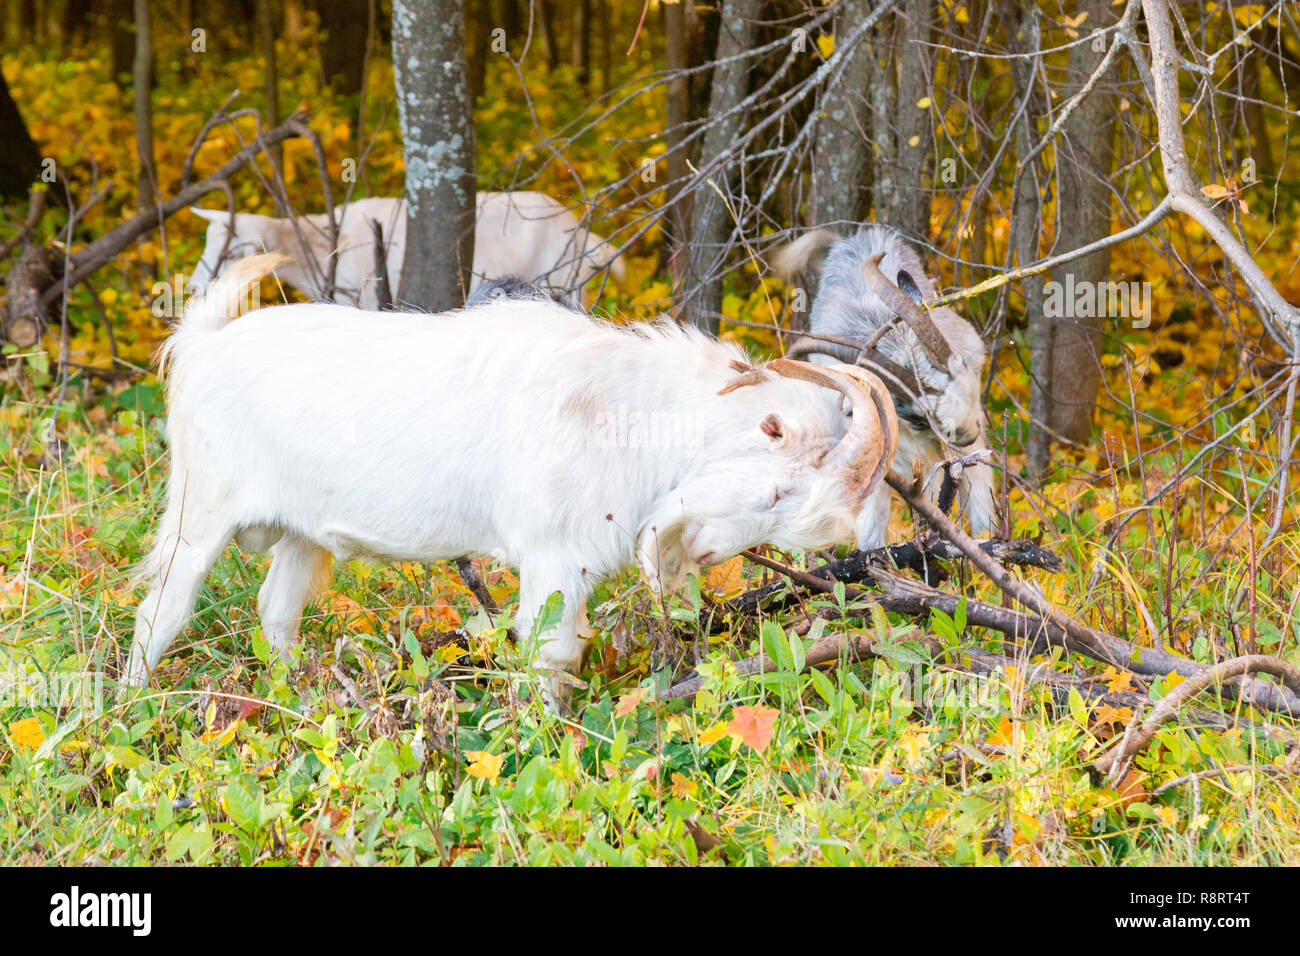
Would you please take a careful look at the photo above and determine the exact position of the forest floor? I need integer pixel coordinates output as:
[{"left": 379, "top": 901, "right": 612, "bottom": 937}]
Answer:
[{"left": 1, "top": 39, "right": 1298, "bottom": 865}]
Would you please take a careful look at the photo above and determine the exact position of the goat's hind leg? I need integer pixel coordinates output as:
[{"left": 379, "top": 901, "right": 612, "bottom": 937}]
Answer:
[
  {"left": 126, "top": 511, "right": 234, "bottom": 690},
  {"left": 257, "top": 534, "right": 333, "bottom": 664}
]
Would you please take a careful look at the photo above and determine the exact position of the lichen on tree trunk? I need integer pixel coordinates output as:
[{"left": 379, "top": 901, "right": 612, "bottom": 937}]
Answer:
[
  {"left": 392, "top": 0, "right": 477, "bottom": 313},
  {"left": 682, "top": 0, "right": 758, "bottom": 335}
]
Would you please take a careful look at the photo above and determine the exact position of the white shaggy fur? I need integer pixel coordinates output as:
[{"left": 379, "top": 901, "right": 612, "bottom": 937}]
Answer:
[
  {"left": 129, "top": 255, "right": 894, "bottom": 707},
  {"left": 188, "top": 192, "right": 625, "bottom": 310},
  {"left": 775, "top": 226, "right": 995, "bottom": 548}
]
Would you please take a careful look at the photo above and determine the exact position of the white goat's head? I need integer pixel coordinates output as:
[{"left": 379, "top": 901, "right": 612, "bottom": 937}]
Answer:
[{"left": 636, "top": 357, "right": 898, "bottom": 594}]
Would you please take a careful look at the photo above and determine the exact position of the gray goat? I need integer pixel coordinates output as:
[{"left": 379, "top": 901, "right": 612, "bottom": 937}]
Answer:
[{"left": 775, "top": 226, "right": 994, "bottom": 548}]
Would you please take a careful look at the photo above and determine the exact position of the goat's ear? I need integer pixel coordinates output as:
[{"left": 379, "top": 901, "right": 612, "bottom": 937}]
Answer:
[
  {"left": 897, "top": 269, "right": 925, "bottom": 305},
  {"left": 761, "top": 414, "right": 784, "bottom": 441},
  {"left": 190, "top": 207, "right": 229, "bottom": 224}
]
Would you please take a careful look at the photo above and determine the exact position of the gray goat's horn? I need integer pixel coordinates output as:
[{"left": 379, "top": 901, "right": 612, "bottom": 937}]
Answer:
[{"left": 859, "top": 253, "right": 953, "bottom": 371}]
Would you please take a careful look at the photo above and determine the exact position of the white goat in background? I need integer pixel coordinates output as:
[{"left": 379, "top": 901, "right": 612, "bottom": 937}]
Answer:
[
  {"left": 188, "top": 191, "right": 625, "bottom": 310},
  {"left": 128, "top": 254, "right": 897, "bottom": 709},
  {"left": 775, "top": 226, "right": 994, "bottom": 548}
]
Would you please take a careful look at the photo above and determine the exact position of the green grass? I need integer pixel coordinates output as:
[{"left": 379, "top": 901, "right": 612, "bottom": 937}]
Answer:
[{"left": 1, "top": 374, "right": 1297, "bottom": 866}]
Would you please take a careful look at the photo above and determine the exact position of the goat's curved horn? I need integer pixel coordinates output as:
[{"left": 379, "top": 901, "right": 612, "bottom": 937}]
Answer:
[
  {"left": 824, "top": 363, "right": 899, "bottom": 500},
  {"left": 860, "top": 253, "right": 953, "bottom": 370},
  {"left": 783, "top": 336, "right": 860, "bottom": 364},
  {"left": 784, "top": 335, "right": 925, "bottom": 400},
  {"left": 766, "top": 358, "right": 898, "bottom": 504}
]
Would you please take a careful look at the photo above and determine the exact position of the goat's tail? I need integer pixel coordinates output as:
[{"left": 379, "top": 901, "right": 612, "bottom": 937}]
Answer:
[
  {"left": 160, "top": 252, "right": 289, "bottom": 374},
  {"left": 771, "top": 228, "right": 838, "bottom": 281}
]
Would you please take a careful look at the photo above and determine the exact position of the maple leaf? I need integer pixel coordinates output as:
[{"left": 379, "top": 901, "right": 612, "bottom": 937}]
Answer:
[
  {"left": 1103, "top": 667, "right": 1134, "bottom": 694},
  {"left": 615, "top": 686, "right": 645, "bottom": 718},
  {"left": 9, "top": 717, "right": 45, "bottom": 753},
  {"left": 670, "top": 772, "right": 698, "bottom": 799},
  {"left": 704, "top": 556, "right": 745, "bottom": 597},
  {"left": 727, "top": 704, "right": 779, "bottom": 751},
  {"left": 466, "top": 750, "right": 504, "bottom": 785}
]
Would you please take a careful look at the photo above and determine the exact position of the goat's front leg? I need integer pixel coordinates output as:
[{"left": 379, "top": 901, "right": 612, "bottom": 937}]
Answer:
[{"left": 516, "top": 562, "right": 593, "bottom": 714}]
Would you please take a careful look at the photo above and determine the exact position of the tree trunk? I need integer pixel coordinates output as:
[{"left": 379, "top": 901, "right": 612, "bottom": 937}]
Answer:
[
  {"left": 812, "top": 0, "right": 875, "bottom": 230},
  {"left": 1001, "top": 0, "right": 1049, "bottom": 480},
  {"left": 599, "top": 0, "right": 612, "bottom": 93},
  {"left": 1040, "top": 0, "right": 1118, "bottom": 449},
  {"left": 467, "top": 0, "right": 491, "bottom": 99},
  {"left": 319, "top": 0, "right": 367, "bottom": 94},
  {"left": 256, "top": 0, "right": 282, "bottom": 169},
  {"left": 536, "top": 0, "right": 558, "bottom": 70},
  {"left": 498, "top": 0, "right": 521, "bottom": 47},
  {"left": 877, "top": 0, "right": 933, "bottom": 241},
  {"left": 133, "top": 0, "right": 156, "bottom": 212},
  {"left": 284, "top": 0, "right": 303, "bottom": 42},
  {"left": 109, "top": 0, "right": 135, "bottom": 80},
  {"left": 1238, "top": 44, "right": 1273, "bottom": 183},
  {"left": 571, "top": 0, "right": 591, "bottom": 87},
  {"left": 683, "top": 0, "right": 757, "bottom": 334},
  {"left": 0, "top": 69, "right": 42, "bottom": 201},
  {"left": 18, "top": 0, "right": 37, "bottom": 39},
  {"left": 63, "top": 0, "right": 92, "bottom": 46},
  {"left": 662, "top": 0, "right": 690, "bottom": 273},
  {"left": 392, "top": 0, "right": 477, "bottom": 312}
]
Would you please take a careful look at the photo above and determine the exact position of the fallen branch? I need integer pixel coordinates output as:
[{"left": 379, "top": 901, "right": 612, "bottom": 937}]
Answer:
[
  {"left": 1094, "top": 654, "right": 1300, "bottom": 783},
  {"left": 1150, "top": 763, "right": 1294, "bottom": 797},
  {"left": 660, "top": 623, "right": 1249, "bottom": 741},
  {"left": 882, "top": 473, "right": 1300, "bottom": 720},
  {"left": 21, "top": 110, "right": 309, "bottom": 317},
  {"left": 370, "top": 218, "right": 392, "bottom": 311},
  {"left": 729, "top": 535, "right": 1063, "bottom": 617}
]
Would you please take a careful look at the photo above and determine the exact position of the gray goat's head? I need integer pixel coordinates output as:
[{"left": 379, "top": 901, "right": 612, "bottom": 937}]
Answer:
[
  {"left": 856, "top": 254, "right": 985, "bottom": 447},
  {"left": 788, "top": 228, "right": 987, "bottom": 448}
]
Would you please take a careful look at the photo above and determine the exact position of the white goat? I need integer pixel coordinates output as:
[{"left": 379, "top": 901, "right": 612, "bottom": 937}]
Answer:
[
  {"left": 774, "top": 226, "right": 994, "bottom": 548},
  {"left": 188, "top": 191, "right": 626, "bottom": 310},
  {"left": 128, "top": 254, "right": 897, "bottom": 708}
]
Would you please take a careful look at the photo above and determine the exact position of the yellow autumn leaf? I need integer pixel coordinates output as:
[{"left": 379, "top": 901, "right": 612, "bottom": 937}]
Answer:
[
  {"left": 697, "top": 721, "right": 729, "bottom": 746},
  {"left": 670, "top": 773, "right": 698, "bottom": 799},
  {"left": 816, "top": 33, "right": 835, "bottom": 59},
  {"left": 436, "top": 643, "right": 465, "bottom": 664},
  {"left": 9, "top": 717, "right": 45, "bottom": 753},
  {"left": 915, "top": 96, "right": 932, "bottom": 109},
  {"left": 1200, "top": 183, "right": 1231, "bottom": 200},
  {"left": 704, "top": 555, "right": 745, "bottom": 597},
  {"left": 897, "top": 726, "right": 929, "bottom": 770},
  {"left": 466, "top": 749, "right": 504, "bottom": 785},
  {"left": 199, "top": 718, "right": 241, "bottom": 745}
]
